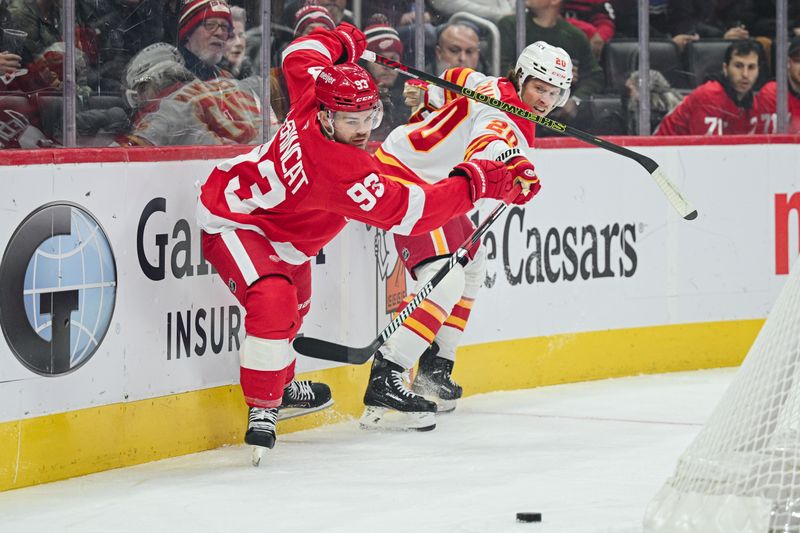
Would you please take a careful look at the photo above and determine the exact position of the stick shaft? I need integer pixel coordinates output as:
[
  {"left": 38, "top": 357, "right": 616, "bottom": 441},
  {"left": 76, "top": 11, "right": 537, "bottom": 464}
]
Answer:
[
  {"left": 292, "top": 202, "right": 509, "bottom": 364},
  {"left": 361, "top": 51, "right": 697, "bottom": 221}
]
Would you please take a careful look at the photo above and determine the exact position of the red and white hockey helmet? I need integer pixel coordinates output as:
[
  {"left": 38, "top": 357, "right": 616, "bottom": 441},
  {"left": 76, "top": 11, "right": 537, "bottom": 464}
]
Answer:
[
  {"left": 315, "top": 63, "right": 383, "bottom": 128},
  {"left": 515, "top": 41, "right": 573, "bottom": 107}
]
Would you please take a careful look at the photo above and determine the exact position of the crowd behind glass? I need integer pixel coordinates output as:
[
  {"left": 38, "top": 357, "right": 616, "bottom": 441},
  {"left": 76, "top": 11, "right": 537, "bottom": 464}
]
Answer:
[{"left": 0, "top": 0, "right": 797, "bottom": 149}]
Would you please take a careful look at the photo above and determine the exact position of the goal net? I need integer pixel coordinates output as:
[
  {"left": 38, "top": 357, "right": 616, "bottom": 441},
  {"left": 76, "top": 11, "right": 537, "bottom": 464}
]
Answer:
[{"left": 643, "top": 260, "right": 800, "bottom": 533}]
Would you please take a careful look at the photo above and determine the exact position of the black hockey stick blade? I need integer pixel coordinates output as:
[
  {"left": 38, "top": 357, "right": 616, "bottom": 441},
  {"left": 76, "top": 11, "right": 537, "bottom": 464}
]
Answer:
[
  {"left": 293, "top": 202, "right": 509, "bottom": 364},
  {"left": 360, "top": 51, "right": 698, "bottom": 221},
  {"left": 292, "top": 335, "right": 380, "bottom": 365}
]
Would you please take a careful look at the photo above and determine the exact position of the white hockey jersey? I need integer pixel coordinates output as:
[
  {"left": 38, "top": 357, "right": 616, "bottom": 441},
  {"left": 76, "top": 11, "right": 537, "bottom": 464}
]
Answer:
[{"left": 376, "top": 67, "right": 537, "bottom": 184}]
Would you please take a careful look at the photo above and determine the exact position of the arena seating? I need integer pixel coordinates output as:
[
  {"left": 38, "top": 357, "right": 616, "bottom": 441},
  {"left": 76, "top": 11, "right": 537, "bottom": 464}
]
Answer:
[{"left": 602, "top": 39, "right": 688, "bottom": 94}]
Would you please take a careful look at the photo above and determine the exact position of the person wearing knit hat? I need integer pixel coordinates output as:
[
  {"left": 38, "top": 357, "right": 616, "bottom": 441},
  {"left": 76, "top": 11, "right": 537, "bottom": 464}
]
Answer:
[
  {"left": 364, "top": 14, "right": 403, "bottom": 88},
  {"left": 178, "top": 0, "right": 234, "bottom": 80},
  {"left": 293, "top": 4, "right": 336, "bottom": 38},
  {"left": 363, "top": 14, "right": 408, "bottom": 140}
]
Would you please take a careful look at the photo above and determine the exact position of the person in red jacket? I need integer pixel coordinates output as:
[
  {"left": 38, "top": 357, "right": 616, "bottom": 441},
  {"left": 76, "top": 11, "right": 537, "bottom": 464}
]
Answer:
[
  {"left": 655, "top": 40, "right": 761, "bottom": 136},
  {"left": 196, "top": 24, "right": 537, "bottom": 460},
  {"left": 564, "top": 0, "right": 616, "bottom": 58},
  {"left": 754, "top": 36, "right": 800, "bottom": 134}
]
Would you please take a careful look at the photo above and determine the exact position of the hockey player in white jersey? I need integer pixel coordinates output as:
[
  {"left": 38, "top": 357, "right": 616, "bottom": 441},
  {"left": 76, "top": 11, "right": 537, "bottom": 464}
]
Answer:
[{"left": 361, "top": 41, "right": 574, "bottom": 431}]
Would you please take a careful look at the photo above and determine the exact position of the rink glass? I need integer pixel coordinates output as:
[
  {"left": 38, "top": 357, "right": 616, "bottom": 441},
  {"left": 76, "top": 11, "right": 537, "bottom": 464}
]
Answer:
[{"left": 0, "top": 0, "right": 793, "bottom": 149}]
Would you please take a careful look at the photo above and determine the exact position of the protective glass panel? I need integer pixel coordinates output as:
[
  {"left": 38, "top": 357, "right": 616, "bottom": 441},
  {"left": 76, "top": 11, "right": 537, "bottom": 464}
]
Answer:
[
  {"left": 110, "top": 0, "right": 266, "bottom": 147},
  {"left": 1, "top": 0, "right": 64, "bottom": 149},
  {"left": 1, "top": 0, "right": 794, "bottom": 149}
]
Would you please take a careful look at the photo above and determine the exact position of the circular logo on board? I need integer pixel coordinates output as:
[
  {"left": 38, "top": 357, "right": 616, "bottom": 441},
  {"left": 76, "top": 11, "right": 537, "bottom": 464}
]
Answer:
[{"left": 0, "top": 203, "right": 117, "bottom": 376}]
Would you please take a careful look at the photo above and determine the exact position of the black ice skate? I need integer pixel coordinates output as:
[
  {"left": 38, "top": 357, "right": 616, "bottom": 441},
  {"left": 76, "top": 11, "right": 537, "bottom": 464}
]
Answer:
[
  {"left": 278, "top": 380, "right": 334, "bottom": 421},
  {"left": 360, "top": 352, "right": 437, "bottom": 431},
  {"left": 412, "top": 342, "right": 463, "bottom": 413},
  {"left": 245, "top": 407, "right": 277, "bottom": 466}
]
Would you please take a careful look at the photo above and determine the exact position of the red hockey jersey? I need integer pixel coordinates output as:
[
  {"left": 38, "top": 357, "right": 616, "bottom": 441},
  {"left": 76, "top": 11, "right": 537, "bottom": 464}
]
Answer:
[
  {"left": 753, "top": 81, "right": 800, "bottom": 134},
  {"left": 654, "top": 80, "right": 758, "bottom": 136},
  {"left": 197, "top": 29, "right": 474, "bottom": 265}
]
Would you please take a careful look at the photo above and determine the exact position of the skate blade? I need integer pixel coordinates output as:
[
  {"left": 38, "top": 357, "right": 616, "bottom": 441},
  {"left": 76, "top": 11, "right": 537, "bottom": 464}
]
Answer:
[
  {"left": 358, "top": 406, "right": 436, "bottom": 432},
  {"left": 252, "top": 446, "right": 266, "bottom": 467},
  {"left": 277, "top": 399, "right": 334, "bottom": 421},
  {"left": 434, "top": 398, "right": 457, "bottom": 414},
  {"left": 414, "top": 391, "right": 457, "bottom": 414}
]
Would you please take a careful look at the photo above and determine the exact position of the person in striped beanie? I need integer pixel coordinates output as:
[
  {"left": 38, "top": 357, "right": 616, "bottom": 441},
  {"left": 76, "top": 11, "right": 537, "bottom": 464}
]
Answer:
[
  {"left": 293, "top": 3, "right": 336, "bottom": 38},
  {"left": 363, "top": 14, "right": 408, "bottom": 139},
  {"left": 177, "top": 0, "right": 233, "bottom": 79},
  {"left": 364, "top": 14, "right": 404, "bottom": 87}
]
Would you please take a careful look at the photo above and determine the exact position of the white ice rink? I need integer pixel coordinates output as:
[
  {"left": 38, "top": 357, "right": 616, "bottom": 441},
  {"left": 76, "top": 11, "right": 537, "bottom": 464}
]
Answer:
[{"left": 0, "top": 368, "right": 737, "bottom": 533}]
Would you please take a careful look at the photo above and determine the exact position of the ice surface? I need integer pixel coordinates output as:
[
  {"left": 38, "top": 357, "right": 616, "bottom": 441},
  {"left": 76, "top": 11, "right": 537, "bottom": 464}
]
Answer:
[{"left": 0, "top": 369, "right": 736, "bottom": 533}]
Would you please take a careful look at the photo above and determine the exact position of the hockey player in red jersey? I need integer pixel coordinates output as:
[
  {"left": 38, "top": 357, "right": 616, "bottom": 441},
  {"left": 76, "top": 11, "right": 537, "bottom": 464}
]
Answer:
[
  {"left": 754, "top": 36, "right": 800, "bottom": 134},
  {"left": 655, "top": 40, "right": 761, "bottom": 136},
  {"left": 196, "top": 24, "right": 533, "bottom": 461},
  {"left": 360, "top": 41, "right": 573, "bottom": 431}
]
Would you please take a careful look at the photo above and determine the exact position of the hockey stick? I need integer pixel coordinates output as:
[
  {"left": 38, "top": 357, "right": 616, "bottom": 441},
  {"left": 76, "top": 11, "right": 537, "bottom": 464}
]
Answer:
[
  {"left": 292, "top": 201, "right": 510, "bottom": 364},
  {"left": 360, "top": 51, "right": 698, "bottom": 221}
]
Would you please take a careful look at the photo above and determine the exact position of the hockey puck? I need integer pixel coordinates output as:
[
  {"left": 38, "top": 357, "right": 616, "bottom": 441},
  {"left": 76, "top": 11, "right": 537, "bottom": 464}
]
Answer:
[{"left": 516, "top": 512, "right": 542, "bottom": 523}]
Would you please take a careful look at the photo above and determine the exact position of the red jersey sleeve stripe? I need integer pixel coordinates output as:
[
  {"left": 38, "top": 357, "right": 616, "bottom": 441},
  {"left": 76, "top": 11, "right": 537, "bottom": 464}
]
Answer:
[
  {"left": 387, "top": 184, "right": 426, "bottom": 235},
  {"left": 281, "top": 39, "right": 332, "bottom": 64}
]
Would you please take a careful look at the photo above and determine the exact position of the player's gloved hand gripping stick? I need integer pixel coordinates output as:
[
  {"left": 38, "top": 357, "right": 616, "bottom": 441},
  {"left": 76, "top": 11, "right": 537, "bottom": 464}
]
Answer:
[{"left": 360, "top": 50, "right": 698, "bottom": 221}]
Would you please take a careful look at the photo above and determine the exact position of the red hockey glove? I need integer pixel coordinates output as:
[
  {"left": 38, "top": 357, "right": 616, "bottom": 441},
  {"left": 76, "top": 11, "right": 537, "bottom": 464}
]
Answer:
[
  {"left": 333, "top": 23, "right": 367, "bottom": 63},
  {"left": 507, "top": 156, "right": 541, "bottom": 205},
  {"left": 450, "top": 159, "right": 515, "bottom": 203}
]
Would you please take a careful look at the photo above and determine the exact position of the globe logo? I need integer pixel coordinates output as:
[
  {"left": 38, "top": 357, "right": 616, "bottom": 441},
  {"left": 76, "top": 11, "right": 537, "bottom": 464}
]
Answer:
[{"left": 0, "top": 203, "right": 117, "bottom": 376}]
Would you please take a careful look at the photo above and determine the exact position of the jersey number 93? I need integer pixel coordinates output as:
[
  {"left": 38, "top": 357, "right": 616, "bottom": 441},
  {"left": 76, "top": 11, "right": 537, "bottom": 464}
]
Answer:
[{"left": 347, "top": 173, "right": 385, "bottom": 211}]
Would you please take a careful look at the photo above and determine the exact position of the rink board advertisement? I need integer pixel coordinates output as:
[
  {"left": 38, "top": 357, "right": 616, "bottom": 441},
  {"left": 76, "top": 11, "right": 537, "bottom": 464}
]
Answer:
[
  {"left": 0, "top": 154, "right": 375, "bottom": 425},
  {"left": 0, "top": 137, "right": 798, "bottom": 489},
  {"left": 458, "top": 141, "right": 800, "bottom": 344}
]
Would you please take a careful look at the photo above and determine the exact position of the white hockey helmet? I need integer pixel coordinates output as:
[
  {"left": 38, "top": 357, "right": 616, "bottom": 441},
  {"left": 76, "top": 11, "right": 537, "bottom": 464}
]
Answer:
[
  {"left": 124, "top": 43, "right": 191, "bottom": 107},
  {"left": 514, "top": 41, "right": 573, "bottom": 107}
]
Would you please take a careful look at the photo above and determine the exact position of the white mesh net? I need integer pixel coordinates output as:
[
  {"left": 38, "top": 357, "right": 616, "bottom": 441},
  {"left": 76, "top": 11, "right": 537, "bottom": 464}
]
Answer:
[{"left": 643, "top": 260, "right": 800, "bottom": 533}]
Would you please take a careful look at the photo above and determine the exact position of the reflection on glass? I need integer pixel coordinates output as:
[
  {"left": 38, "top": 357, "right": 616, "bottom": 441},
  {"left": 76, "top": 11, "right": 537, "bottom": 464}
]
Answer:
[{"left": 1, "top": 0, "right": 797, "bottom": 149}]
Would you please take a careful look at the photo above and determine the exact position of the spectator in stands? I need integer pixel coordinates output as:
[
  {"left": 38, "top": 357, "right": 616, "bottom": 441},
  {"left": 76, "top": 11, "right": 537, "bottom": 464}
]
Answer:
[
  {"left": 429, "top": 0, "right": 515, "bottom": 23},
  {"left": 293, "top": 3, "right": 335, "bottom": 39},
  {"left": 9, "top": 42, "right": 125, "bottom": 146},
  {"left": 563, "top": 0, "right": 615, "bottom": 59},
  {"left": 15, "top": 41, "right": 91, "bottom": 96},
  {"left": 178, "top": 0, "right": 234, "bottom": 81},
  {"left": 624, "top": 69, "right": 682, "bottom": 134},
  {"left": 755, "top": 36, "right": 800, "bottom": 134},
  {"left": 220, "top": 6, "right": 253, "bottom": 79},
  {"left": 363, "top": 14, "right": 409, "bottom": 140},
  {"left": 655, "top": 40, "right": 761, "bottom": 135},
  {"left": 80, "top": 0, "right": 164, "bottom": 93},
  {"left": 434, "top": 22, "right": 481, "bottom": 74},
  {"left": 116, "top": 42, "right": 265, "bottom": 146},
  {"left": 497, "top": 0, "right": 604, "bottom": 123},
  {"left": 668, "top": 0, "right": 755, "bottom": 40},
  {"left": 6, "top": 0, "right": 60, "bottom": 63}
]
